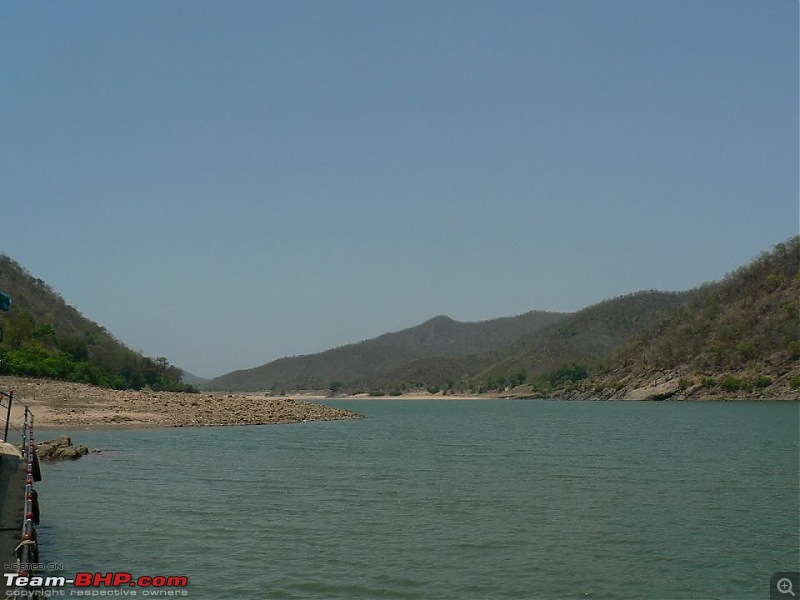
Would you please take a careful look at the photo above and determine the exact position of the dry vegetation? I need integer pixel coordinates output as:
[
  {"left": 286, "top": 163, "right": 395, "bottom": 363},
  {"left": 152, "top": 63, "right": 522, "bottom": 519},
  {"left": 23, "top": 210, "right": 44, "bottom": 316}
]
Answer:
[{"left": 580, "top": 237, "right": 800, "bottom": 400}]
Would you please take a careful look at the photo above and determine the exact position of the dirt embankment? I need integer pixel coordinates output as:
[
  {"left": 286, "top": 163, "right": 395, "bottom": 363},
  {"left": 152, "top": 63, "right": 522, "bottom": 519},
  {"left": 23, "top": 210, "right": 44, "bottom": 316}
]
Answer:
[{"left": 0, "top": 376, "right": 363, "bottom": 429}]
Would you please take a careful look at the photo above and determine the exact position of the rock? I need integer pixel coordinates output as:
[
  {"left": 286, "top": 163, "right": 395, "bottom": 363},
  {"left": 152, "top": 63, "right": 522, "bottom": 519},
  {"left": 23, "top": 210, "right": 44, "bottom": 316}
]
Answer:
[
  {"left": 623, "top": 380, "right": 679, "bottom": 401},
  {"left": 36, "top": 436, "right": 91, "bottom": 460},
  {"left": 51, "top": 445, "right": 89, "bottom": 460}
]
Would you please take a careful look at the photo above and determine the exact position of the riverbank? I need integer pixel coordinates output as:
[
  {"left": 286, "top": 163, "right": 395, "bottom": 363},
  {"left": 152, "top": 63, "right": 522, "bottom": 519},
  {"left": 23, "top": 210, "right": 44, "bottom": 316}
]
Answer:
[
  {"left": 0, "top": 376, "right": 363, "bottom": 429},
  {"left": 1, "top": 375, "right": 794, "bottom": 430}
]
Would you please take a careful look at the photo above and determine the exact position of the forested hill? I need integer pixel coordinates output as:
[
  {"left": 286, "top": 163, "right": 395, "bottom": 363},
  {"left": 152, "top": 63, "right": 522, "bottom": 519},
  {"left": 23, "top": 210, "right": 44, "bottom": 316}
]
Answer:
[
  {"left": 352, "top": 290, "right": 689, "bottom": 397},
  {"left": 0, "top": 255, "right": 192, "bottom": 391},
  {"left": 205, "top": 311, "right": 567, "bottom": 392},
  {"left": 472, "top": 290, "right": 689, "bottom": 391},
  {"left": 578, "top": 236, "right": 800, "bottom": 399}
]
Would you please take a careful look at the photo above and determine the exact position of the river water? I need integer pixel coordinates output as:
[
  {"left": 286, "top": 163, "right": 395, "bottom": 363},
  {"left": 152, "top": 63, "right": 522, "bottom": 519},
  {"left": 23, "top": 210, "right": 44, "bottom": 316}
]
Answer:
[{"left": 34, "top": 400, "right": 799, "bottom": 599}]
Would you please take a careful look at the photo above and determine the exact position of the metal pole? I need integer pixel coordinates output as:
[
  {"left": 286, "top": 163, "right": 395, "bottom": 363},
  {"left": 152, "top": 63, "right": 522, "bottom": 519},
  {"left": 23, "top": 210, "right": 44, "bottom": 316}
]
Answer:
[
  {"left": 3, "top": 390, "right": 11, "bottom": 442},
  {"left": 22, "top": 405, "right": 29, "bottom": 457}
]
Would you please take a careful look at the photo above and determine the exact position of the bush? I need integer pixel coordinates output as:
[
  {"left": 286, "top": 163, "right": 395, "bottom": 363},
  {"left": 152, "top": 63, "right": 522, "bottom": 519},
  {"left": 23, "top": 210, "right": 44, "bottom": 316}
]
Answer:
[
  {"left": 737, "top": 343, "right": 756, "bottom": 361},
  {"left": 508, "top": 372, "right": 527, "bottom": 387},
  {"left": 720, "top": 375, "right": 742, "bottom": 391},
  {"left": 548, "top": 363, "right": 588, "bottom": 386},
  {"left": 766, "top": 273, "right": 785, "bottom": 290},
  {"left": 751, "top": 374, "right": 772, "bottom": 389},
  {"left": 530, "top": 375, "right": 553, "bottom": 395}
]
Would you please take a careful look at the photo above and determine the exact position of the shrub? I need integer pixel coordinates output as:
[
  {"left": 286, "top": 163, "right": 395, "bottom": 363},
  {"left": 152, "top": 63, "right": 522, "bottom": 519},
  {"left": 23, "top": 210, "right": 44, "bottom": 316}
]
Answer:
[
  {"left": 548, "top": 363, "right": 588, "bottom": 385},
  {"left": 766, "top": 273, "right": 785, "bottom": 290},
  {"left": 701, "top": 377, "right": 717, "bottom": 388},
  {"left": 751, "top": 374, "right": 772, "bottom": 389},
  {"left": 737, "top": 343, "right": 756, "bottom": 361},
  {"left": 720, "top": 375, "right": 742, "bottom": 391}
]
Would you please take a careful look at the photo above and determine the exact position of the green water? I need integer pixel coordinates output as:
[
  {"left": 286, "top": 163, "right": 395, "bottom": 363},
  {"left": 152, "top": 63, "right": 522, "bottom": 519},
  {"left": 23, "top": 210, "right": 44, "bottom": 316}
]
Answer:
[{"left": 35, "top": 400, "right": 799, "bottom": 599}]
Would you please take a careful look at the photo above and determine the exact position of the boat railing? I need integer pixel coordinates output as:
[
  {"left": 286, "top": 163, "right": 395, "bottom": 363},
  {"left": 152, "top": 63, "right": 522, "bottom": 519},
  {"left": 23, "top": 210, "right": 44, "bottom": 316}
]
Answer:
[
  {"left": 17, "top": 404, "right": 39, "bottom": 583},
  {"left": 0, "top": 388, "right": 41, "bottom": 592}
]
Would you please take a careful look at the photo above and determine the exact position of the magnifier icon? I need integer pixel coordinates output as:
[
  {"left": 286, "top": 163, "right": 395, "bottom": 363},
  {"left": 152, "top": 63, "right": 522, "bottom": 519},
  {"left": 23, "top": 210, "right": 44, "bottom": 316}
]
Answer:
[{"left": 777, "top": 578, "right": 796, "bottom": 596}]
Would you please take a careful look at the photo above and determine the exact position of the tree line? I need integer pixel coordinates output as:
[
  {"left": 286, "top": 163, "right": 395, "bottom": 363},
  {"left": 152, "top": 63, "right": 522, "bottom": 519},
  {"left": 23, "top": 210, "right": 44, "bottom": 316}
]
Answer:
[{"left": 0, "top": 305, "right": 194, "bottom": 392}]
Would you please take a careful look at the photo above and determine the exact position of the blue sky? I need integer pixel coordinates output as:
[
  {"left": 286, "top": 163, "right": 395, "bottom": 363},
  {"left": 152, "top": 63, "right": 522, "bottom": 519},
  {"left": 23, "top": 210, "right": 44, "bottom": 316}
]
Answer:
[{"left": 1, "top": 1, "right": 797, "bottom": 378}]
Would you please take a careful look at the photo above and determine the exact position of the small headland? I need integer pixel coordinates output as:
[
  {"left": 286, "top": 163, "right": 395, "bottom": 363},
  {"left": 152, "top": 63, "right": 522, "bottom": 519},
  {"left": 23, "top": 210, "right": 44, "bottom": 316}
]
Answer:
[{"left": 0, "top": 376, "right": 364, "bottom": 429}]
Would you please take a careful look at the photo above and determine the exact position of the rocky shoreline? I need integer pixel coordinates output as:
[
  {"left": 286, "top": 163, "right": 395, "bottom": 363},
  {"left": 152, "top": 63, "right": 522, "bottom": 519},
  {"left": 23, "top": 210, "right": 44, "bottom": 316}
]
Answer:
[
  {"left": 1, "top": 374, "right": 792, "bottom": 432},
  {"left": 0, "top": 376, "right": 364, "bottom": 429},
  {"left": 538, "top": 368, "right": 800, "bottom": 402}
]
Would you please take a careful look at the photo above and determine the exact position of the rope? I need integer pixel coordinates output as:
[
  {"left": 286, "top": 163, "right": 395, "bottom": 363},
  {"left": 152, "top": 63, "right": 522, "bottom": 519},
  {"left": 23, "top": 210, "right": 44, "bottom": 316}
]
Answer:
[{"left": 14, "top": 539, "right": 37, "bottom": 556}]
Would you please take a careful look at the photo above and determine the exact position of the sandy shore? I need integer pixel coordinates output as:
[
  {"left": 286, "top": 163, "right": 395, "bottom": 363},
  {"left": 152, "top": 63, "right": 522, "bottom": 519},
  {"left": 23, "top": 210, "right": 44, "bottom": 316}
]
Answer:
[{"left": 0, "top": 376, "right": 363, "bottom": 429}]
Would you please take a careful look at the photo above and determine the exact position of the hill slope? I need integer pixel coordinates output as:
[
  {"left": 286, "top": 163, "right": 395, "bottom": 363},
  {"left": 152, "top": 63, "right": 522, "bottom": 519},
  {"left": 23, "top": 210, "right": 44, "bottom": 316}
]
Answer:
[
  {"left": 0, "top": 255, "right": 190, "bottom": 390},
  {"left": 209, "top": 237, "right": 799, "bottom": 400},
  {"left": 347, "top": 291, "right": 687, "bottom": 395},
  {"left": 382, "top": 238, "right": 799, "bottom": 400},
  {"left": 205, "top": 311, "right": 567, "bottom": 391},
  {"left": 473, "top": 290, "right": 689, "bottom": 391},
  {"left": 576, "top": 237, "right": 800, "bottom": 399}
]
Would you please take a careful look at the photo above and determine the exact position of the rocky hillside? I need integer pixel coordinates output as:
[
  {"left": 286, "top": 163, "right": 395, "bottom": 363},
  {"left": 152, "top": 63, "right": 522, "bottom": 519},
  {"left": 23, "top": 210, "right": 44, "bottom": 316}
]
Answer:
[
  {"left": 205, "top": 311, "right": 566, "bottom": 391},
  {"left": 573, "top": 237, "right": 800, "bottom": 400}
]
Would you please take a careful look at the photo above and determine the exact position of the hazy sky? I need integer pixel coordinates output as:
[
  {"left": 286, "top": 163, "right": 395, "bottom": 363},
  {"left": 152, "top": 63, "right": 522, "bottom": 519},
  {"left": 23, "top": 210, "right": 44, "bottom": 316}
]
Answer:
[{"left": 1, "top": 1, "right": 797, "bottom": 378}]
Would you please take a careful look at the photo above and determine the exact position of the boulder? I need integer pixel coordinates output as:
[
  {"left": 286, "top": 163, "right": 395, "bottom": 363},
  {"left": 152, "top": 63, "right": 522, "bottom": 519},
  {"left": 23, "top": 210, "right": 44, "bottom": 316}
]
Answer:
[{"left": 36, "top": 436, "right": 91, "bottom": 460}]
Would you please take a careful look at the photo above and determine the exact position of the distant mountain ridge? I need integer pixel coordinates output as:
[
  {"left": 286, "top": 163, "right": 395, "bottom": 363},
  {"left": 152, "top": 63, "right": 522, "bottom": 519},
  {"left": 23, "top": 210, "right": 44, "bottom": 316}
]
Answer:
[
  {"left": 477, "top": 290, "right": 689, "bottom": 383},
  {"left": 205, "top": 311, "right": 567, "bottom": 391},
  {"left": 181, "top": 370, "right": 210, "bottom": 386},
  {"left": 205, "top": 291, "right": 690, "bottom": 394},
  {"left": 338, "top": 290, "right": 688, "bottom": 395},
  {"left": 207, "top": 237, "right": 799, "bottom": 400}
]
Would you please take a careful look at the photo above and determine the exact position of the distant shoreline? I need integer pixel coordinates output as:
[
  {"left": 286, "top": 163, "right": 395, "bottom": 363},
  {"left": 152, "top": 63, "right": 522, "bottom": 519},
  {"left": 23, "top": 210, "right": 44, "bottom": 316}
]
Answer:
[
  {"left": 326, "top": 392, "right": 799, "bottom": 402},
  {"left": 2, "top": 376, "right": 795, "bottom": 432}
]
